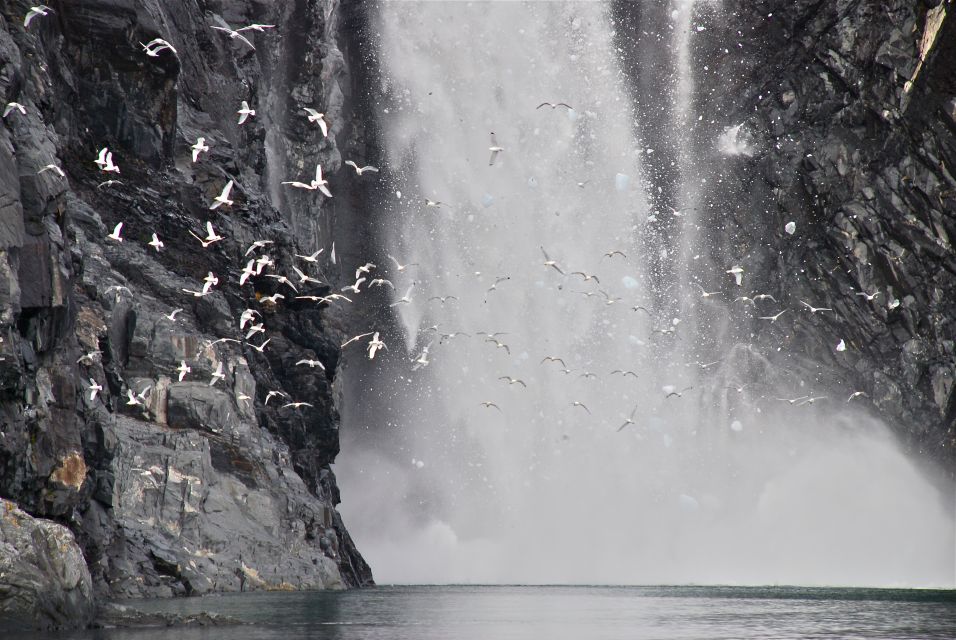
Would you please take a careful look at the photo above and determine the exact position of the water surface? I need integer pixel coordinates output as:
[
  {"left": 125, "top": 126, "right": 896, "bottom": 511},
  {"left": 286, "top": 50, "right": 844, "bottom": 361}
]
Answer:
[{"left": 31, "top": 585, "right": 956, "bottom": 639}]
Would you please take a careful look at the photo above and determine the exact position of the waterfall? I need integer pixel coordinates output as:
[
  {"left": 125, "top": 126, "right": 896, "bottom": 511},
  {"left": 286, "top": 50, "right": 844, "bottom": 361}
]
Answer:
[{"left": 337, "top": 1, "right": 954, "bottom": 587}]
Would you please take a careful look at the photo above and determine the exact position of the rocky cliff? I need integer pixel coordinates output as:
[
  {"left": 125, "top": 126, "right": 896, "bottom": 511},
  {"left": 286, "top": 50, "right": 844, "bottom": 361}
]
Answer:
[
  {"left": 0, "top": 0, "right": 372, "bottom": 629},
  {"left": 615, "top": 0, "right": 956, "bottom": 471}
]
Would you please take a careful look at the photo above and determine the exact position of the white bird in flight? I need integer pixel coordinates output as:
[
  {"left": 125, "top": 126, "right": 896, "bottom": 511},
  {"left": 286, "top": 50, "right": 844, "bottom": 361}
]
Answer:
[
  {"left": 237, "top": 24, "right": 276, "bottom": 33},
  {"left": 24, "top": 5, "right": 53, "bottom": 28},
  {"left": 245, "top": 240, "right": 273, "bottom": 256},
  {"left": 148, "top": 233, "right": 164, "bottom": 251},
  {"left": 38, "top": 164, "right": 65, "bottom": 177},
  {"left": 239, "top": 260, "right": 256, "bottom": 286},
  {"left": 726, "top": 266, "right": 744, "bottom": 286},
  {"left": 209, "top": 362, "right": 226, "bottom": 386},
  {"left": 191, "top": 137, "right": 209, "bottom": 162},
  {"left": 141, "top": 38, "right": 177, "bottom": 57},
  {"left": 296, "top": 359, "right": 326, "bottom": 370},
  {"left": 303, "top": 108, "right": 329, "bottom": 137},
  {"left": 488, "top": 132, "right": 504, "bottom": 166},
  {"left": 282, "top": 164, "right": 332, "bottom": 197},
  {"left": 3, "top": 102, "right": 26, "bottom": 117},
  {"left": 389, "top": 283, "right": 415, "bottom": 307},
  {"left": 107, "top": 222, "right": 124, "bottom": 242},
  {"left": 176, "top": 361, "right": 191, "bottom": 382},
  {"left": 540, "top": 246, "right": 565, "bottom": 274},
  {"left": 188, "top": 221, "right": 224, "bottom": 248},
  {"left": 237, "top": 101, "right": 256, "bottom": 124},
  {"left": 87, "top": 378, "right": 103, "bottom": 401},
  {"left": 387, "top": 254, "right": 417, "bottom": 273},
  {"left": 800, "top": 301, "right": 832, "bottom": 314},
  {"left": 210, "top": 179, "right": 234, "bottom": 209},
  {"left": 295, "top": 249, "right": 324, "bottom": 263},
  {"left": 212, "top": 25, "right": 256, "bottom": 50},
  {"left": 345, "top": 160, "right": 379, "bottom": 175},
  {"left": 367, "top": 332, "right": 386, "bottom": 360}
]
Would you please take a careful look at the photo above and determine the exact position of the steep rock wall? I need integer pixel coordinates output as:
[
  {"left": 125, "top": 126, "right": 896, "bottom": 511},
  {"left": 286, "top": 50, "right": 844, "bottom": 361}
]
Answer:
[{"left": 0, "top": 0, "right": 372, "bottom": 621}]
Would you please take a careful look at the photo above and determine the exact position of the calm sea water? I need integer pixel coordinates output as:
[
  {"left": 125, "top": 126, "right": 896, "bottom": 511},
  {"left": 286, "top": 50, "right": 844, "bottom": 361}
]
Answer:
[{"left": 30, "top": 586, "right": 956, "bottom": 639}]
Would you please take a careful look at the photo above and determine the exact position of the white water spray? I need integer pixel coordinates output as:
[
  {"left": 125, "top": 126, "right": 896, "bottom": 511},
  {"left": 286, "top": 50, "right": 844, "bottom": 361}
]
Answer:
[{"left": 338, "top": 1, "right": 955, "bottom": 587}]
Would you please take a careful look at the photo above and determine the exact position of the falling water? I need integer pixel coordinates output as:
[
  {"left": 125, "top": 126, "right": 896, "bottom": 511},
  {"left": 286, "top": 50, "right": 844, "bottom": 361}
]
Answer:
[{"left": 337, "top": 1, "right": 955, "bottom": 587}]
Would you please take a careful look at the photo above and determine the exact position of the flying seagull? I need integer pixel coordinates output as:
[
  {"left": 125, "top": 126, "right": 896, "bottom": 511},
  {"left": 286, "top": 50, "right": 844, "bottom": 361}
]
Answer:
[
  {"left": 210, "top": 179, "right": 234, "bottom": 210},
  {"left": 191, "top": 137, "right": 209, "bottom": 162},
  {"left": 212, "top": 25, "right": 256, "bottom": 50},
  {"left": 24, "top": 5, "right": 53, "bottom": 28},
  {"left": 488, "top": 132, "right": 504, "bottom": 166},
  {"left": 237, "top": 101, "right": 256, "bottom": 124},
  {"left": 345, "top": 160, "right": 378, "bottom": 175},
  {"left": 303, "top": 108, "right": 329, "bottom": 137},
  {"left": 3, "top": 102, "right": 26, "bottom": 117},
  {"left": 536, "top": 101, "right": 573, "bottom": 110}
]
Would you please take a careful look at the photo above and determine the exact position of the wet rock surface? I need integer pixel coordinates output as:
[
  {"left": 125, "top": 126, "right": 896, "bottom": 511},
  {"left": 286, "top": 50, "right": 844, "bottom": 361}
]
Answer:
[
  {"left": 615, "top": 1, "right": 956, "bottom": 470},
  {"left": 0, "top": 498, "right": 94, "bottom": 631},
  {"left": 0, "top": 0, "right": 372, "bottom": 626}
]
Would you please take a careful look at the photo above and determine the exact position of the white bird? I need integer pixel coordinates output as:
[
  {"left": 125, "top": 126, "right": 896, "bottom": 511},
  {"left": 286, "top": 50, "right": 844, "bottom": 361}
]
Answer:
[
  {"left": 758, "top": 310, "right": 787, "bottom": 323},
  {"left": 295, "top": 249, "right": 324, "bottom": 263},
  {"left": 239, "top": 260, "right": 256, "bottom": 286},
  {"left": 665, "top": 386, "right": 694, "bottom": 399},
  {"left": 164, "top": 308, "right": 182, "bottom": 321},
  {"left": 540, "top": 246, "right": 565, "bottom": 274},
  {"left": 203, "top": 272, "right": 219, "bottom": 288},
  {"left": 541, "top": 356, "right": 567, "bottom": 367},
  {"left": 856, "top": 290, "right": 880, "bottom": 301},
  {"left": 189, "top": 221, "right": 224, "bottom": 248},
  {"left": 210, "top": 179, "right": 234, "bottom": 210},
  {"left": 429, "top": 295, "right": 458, "bottom": 304},
  {"left": 87, "top": 379, "right": 103, "bottom": 401},
  {"left": 368, "top": 278, "right": 394, "bottom": 289},
  {"left": 191, "top": 137, "right": 209, "bottom": 162},
  {"left": 264, "top": 390, "right": 288, "bottom": 405},
  {"left": 355, "top": 263, "right": 376, "bottom": 280},
  {"left": 237, "top": 100, "right": 256, "bottom": 124},
  {"left": 571, "top": 401, "right": 591, "bottom": 414},
  {"left": 498, "top": 376, "right": 527, "bottom": 387},
  {"left": 425, "top": 199, "right": 443, "bottom": 208},
  {"left": 176, "top": 361, "right": 191, "bottom": 382},
  {"left": 24, "top": 5, "right": 53, "bottom": 28},
  {"left": 777, "top": 396, "right": 809, "bottom": 405},
  {"left": 97, "top": 179, "right": 123, "bottom": 189},
  {"left": 98, "top": 150, "right": 120, "bottom": 174},
  {"left": 303, "top": 108, "right": 329, "bottom": 137},
  {"left": 265, "top": 274, "right": 298, "bottom": 292},
  {"left": 291, "top": 265, "right": 322, "bottom": 285},
  {"left": 148, "top": 233, "right": 164, "bottom": 251},
  {"left": 125, "top": 389, "right": 143, "bottom": 406},
  {"left": 726, "top": 266, "right": 744, "bottom": 286},
  {"left": 330, "top": 242, "right": 337, "bottom": 265},
  {"left": 617, "top": 404, "right": 640, "bottom": 432},
  {"left": 254, "top": 255, "right": 274, "bottom": 274},
  {"left": 480, "top": 401, "right": 502, "bottom": 412},
  {"left": 3, "top": 102, "right": 26, "bottom": 117},
  {"left": 282, "top": 164, "right": 332, "bottom": 197},
  {"left": 387, "top": 254, "right": 417, "bottom": 272},
  {"left": 344, "top": 160, "right": 378, "bottom": 175},
  {"left": 342, "top": 332, "right": 374, "bottom": 348},
  {"left": 847, "top": 391, "right": 868, "bottom": 402},
  {"left": 570, "top": 271, "right": 600, "bottom": 284},
  {"left": 239, "top": 308, "right": 259, "bottom": 329},
  {"left": 537, "top": 101, "right": 573, "bottom": 110},
  {"left": 800, "top": 301, "right": 832, "bottom": 314},
  {"left": 282, "top": 401, "right": 313, "bottom": 410},
  {"left": 603, "top": 250, "right": 627, "bottom": 259},
  {"left": 141, "top": 38, "right": 177, "bottom": 57},
  {"left": 209, "top": 362, "right": 226, "bottom": 386},
  {"left": 695, "top": 284, "right": 719, "bottom": 298},
  {"left": 296, "top": 358, "right": 326, "bottom": 370},
  {"left": 38, "top": 164, "right": 65, "bottom": 177},
  {"left": 752, "top": 294, "right": 777, "bottom": 303},
  {"left": 796, "top": 395, "right": 828, "bottom": 406},
  {"left": 367, "top": 332, "right": 386, "bottom": 359},
  {"left": 237, "top": 23, "right": 276, "bottom": 33},
  {"left": 248, "top": 338, "right": 271, "bottom": 353},
  {"left": 107, "top": 222, "right": 124, "bottom": 242},
  {"left": 488, "top": 132, "right": 504, "bottom": 166},
  {"left": 245, "top": 240, "right": 273, "bottom": 256},
  {"left": 212, "top": 26, "right": 256, "bottom": 50},
  {"left": 182, "top": 286, "right": 211, "bottom": 298},
  {"left": 390, "top": 283, "right": 415, "bottom": 307},
  {"left": 341, "top": 277, "right": 366, "bottom": 294},
  {"left": 836, "top": 339, "right": 847, "bottom": 352},
  {"left": 411, "top": 344, "right": 431, "bottom": 370},
  {"left": 259, "top": 293, "right": 284, "bottom": 305}
]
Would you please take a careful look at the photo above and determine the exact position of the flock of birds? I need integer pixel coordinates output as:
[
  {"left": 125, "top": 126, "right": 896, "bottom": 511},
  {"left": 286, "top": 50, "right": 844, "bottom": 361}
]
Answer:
[{"left": 10, "top": 5, "right": 876, "bottom": 434}]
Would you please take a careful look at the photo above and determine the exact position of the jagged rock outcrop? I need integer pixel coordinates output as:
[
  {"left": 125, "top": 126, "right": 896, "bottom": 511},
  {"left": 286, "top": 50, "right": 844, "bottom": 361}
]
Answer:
[
  {"left": 0, "top": 498, "right": 94, "bottom": 631},
  {"left": 615, "top": 0, "right": 956, "bottom": 470},
  {"left": 0, "top": 0, "right": 372, "bottom": 624}
]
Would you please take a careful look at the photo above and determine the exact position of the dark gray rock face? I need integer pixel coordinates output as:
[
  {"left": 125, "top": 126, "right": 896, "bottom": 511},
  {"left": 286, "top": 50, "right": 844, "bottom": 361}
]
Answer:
[
  {"left": 0, "top": 498, "right": 94, "bottom": 631},
  {"left": 614, "top": 1, "right": 956, "bottom": 470},
  {"left": 0, "top": 0, "right": 371, "bottom": 624}
]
